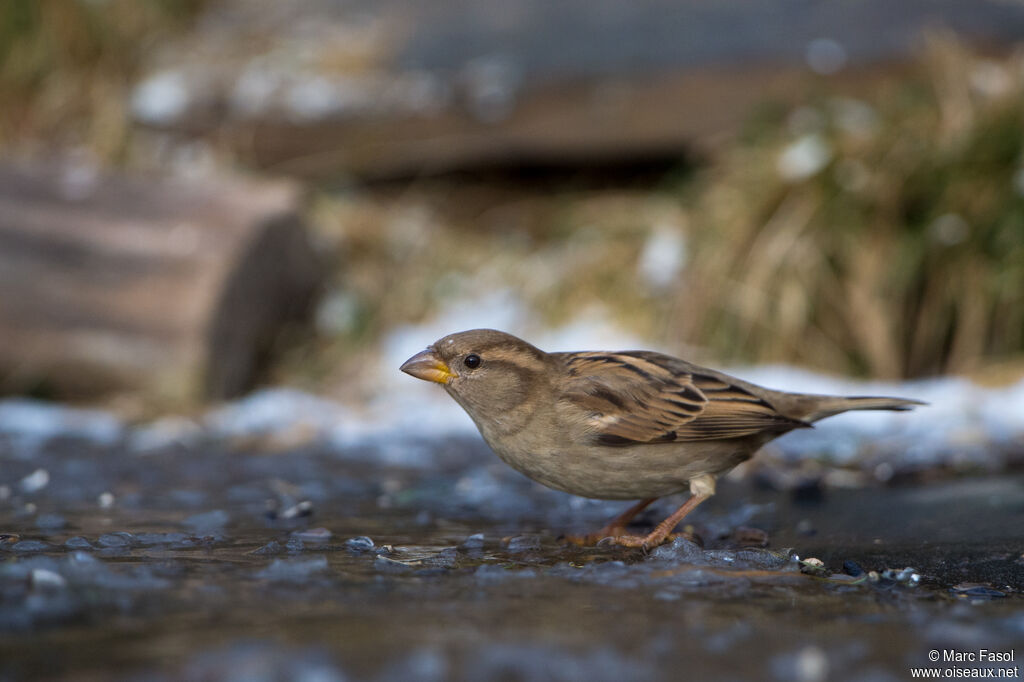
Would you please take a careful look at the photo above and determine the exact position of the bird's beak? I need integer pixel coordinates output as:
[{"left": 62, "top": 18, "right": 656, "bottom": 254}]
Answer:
[{"left": 400, "top": 348, "right": 457, "bottom": 385}]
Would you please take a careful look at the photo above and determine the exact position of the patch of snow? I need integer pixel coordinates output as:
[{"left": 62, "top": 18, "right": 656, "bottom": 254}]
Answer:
[
  {"left": 0, "top": 399, "right": 123, "bottom": 457},
  {"left": 131, "top": 70, "right": 191, "bottom": 125},
  {"left": 777, "top": 134, "right": 832, "bottom": 182},
  {"left": 637, "top": 224, "right": 687, "bottom": 290}
]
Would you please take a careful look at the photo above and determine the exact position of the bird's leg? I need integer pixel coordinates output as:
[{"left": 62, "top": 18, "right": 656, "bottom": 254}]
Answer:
[
  {"left": 611, "top": 474, "right": 716, "bottom": 549},
  {"left": 565, "top": 497, "right": 657, "bottom": 545}
]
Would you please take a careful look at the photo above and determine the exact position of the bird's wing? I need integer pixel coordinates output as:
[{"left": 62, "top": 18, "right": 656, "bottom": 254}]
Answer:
[{"left": 558, "top": 351, "right": 809, "bottom": 445}]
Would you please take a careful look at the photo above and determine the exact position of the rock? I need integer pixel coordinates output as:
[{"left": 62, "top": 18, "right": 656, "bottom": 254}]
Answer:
[
  {"left": 842, "top": 560, "right": 864, "bottom": 577},
  {"left": 505, "top": 535, "right": 541, "bottom": 552},
  {"left": 344, "top": 536, "right": 375, "bottom": 552},
  {"left": 97, "top": 532, "right": 135, "bottom": 548},
  {"left": 462, "top": 533, "right": 485, "bottom": 549},
  {"left": 64, "top": 536, "right": 93, "bottom": 550}
]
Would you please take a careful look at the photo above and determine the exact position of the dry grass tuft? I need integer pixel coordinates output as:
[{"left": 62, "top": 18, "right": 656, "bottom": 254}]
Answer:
[{"left": 667, "top": 36, "right": 1024, "bottom": 378}]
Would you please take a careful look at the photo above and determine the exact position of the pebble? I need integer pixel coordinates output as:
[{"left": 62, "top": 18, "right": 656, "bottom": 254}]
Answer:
[
  {"left": 98, "top": 532, "right": 135, "bottom": 548},
  {"left": 273, "top": 500, "right": 314, "bottom": 520},
  {"left": 799, "top": 557, "right": 827, "bottom": 575},
  {"left": 98, "top": 492, "right": 115, "bottom": 509},
  {"left": 951, "top": 583, "right": 1006, "bottom": 599},
  {"left": 12, "top": 540, "right": 51, "bottom": 553},
  {"left": 252, "top": 540, "right": 283, "bottom": 555},
  {"left": 505, "top": 535, "right": 541, "bottom": 552},
  {"left": 462, "top": 533, "right": 485, "bottom": 549},
  {"left": 881, "top": 567, "right": 920, "bottom": 584},
  {"left": 375, "top": 556, "right": 413, "bottom": 574},
  {"left": 135, "top": 532, "right": 194, "bottom": 548},
  {"left": 842, "top": 560, "right": 864, "bottom": 577},
  {"left": 345, "top": 536, "right": 375, "bottom": 552},
  {"left": 64, "top": 536, "right": 93, "bottom": 549}
]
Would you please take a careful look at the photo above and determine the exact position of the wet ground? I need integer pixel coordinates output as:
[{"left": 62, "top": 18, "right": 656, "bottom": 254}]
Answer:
[{"left": 1, "top": 432, "right": 1022, "bottom": 682}]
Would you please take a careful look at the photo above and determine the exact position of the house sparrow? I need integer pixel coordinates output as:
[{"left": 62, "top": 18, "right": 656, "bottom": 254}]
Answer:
[{"left": 400, "top": 329, "right": 923, "bottom": 548}]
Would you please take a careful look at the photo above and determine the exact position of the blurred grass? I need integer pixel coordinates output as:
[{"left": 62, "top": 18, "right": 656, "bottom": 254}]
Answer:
[
  {"left": 673, "top": 37, "right": 1024, "bottom": 378},
  {"left": 299, "top": 37, "right": 1024, "bottom": 388},
  {"left": 1, "top": 6, "right": 1020, "bottom": 388},
  {"left": 0, "top": 0, "right": 204, "bottom": 160}
]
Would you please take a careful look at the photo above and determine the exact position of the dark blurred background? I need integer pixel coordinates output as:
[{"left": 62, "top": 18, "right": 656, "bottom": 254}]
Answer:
[{"left": 2, "top": 0, "right": 1023, "bottom": 412}]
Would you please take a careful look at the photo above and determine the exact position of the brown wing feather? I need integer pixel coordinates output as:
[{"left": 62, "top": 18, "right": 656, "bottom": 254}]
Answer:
[{"left": 558, "top": 352, "right": 809, "bottom": 446}]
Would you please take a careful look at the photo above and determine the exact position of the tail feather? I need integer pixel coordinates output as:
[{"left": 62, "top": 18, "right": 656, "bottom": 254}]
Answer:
[{"left": 789, "top": 395, "right": 926, "bottom": 423}]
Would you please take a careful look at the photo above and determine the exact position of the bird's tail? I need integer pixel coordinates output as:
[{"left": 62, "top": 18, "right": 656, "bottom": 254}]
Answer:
[{"left": 790, "top": 395, "right": 926, "bottom": 423}]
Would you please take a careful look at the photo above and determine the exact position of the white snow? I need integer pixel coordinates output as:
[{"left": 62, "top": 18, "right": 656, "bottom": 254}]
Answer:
[{"left": 0, "top": 315, "right": 1021, "bottom": 470}]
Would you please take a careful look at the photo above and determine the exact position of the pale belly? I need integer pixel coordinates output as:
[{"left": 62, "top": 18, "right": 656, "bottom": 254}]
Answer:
[{"left": 482, "top": 435, "right": 761, "bottom": 500}]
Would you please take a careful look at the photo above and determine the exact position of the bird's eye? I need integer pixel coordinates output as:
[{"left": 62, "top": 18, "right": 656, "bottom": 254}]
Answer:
[{"left": 463, "top": 353, "right": 481, "bottom": 369}]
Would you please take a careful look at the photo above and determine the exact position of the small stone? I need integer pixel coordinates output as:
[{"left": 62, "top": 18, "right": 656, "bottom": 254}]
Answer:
[
  {"left": 799, "top": 557, "right": 827, "bottom": 575},
  {"left": 505, "top": 535, "right": 541, "bottom": 552},
  {"left": 30, "top": 568, "right": 67, "bottom": 589},
  {"left": 251, "top": 540, "right": 283, "bottom": 556},
  {"left": 277, "top": 500, "right": 314, "bottom": 520},
  {"left": 867, "top": 571, "right": 880, "bottom": 582},
  {"left": 64, "top": 536, "right": 93, "bottom": 549},
  {"left": 286, "top": 537, "right": 304, "bottom": 552},
  {"left": 951, "top": 583, "right": 1006, "bottom": 599},
  {"left": 97, "top": 532, "right": 134, "bottom": 548},
  {"left": 462, "top": 533, "right": 485, "bottom": 549},
  {"left": 19, "top": 469, "right": 49, "bottom": 493},
  {"left": 841, "top": 560, "right": 864, "bottom": 577},
  {"left": 98, "top": 492, "right": 115, "bottom": 508},
  {"left": 345, "top": 536, "right": 375, "bottom": 552},
  {"left": 375, "top": 556, "right": 413, "bottom": 574},
  {"left": 12, "top": 540, "right": 50, "bottom": 553}
]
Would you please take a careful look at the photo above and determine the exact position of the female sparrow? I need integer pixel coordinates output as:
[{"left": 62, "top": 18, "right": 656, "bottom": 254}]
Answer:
[{"left": 401, "top": 329, "right": 922, "bottom": 548}]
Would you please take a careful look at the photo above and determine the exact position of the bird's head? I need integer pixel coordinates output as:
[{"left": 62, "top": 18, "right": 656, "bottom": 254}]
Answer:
[{"left": 400, "top": 329, "right": 550, "bottom": 433}]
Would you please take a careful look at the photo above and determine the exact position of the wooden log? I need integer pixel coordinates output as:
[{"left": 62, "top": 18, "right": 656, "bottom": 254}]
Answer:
[{"left": 0, "top": 162, "right": 321, "bottom": 404}]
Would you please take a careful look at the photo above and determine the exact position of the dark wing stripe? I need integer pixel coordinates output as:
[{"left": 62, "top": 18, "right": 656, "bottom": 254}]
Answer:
[
  {"left": 560, "top": 351, "right": 804, "bottom": 447},
  {"left": 607, "top": 358, "right": 658, "bottom": 381},
  {"left": 595, "top": 433, "right": 637, "bottom": 446},
  {"left": 588, "top": 386, "right": 626, "bottom": 409},
  {"left": 692, "top": 373, "right": 732, "bottom": 391},
  {"left": 664, "top": 399, "right": 703, "bottom": 413},
  {"left": 676, "top": 385, "right": 705, "bottom": 403}
]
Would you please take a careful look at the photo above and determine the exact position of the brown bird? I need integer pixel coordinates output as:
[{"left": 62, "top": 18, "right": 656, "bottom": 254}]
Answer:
[{"left": 400, "top": 329, "right": 923, "bottom": 548}]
